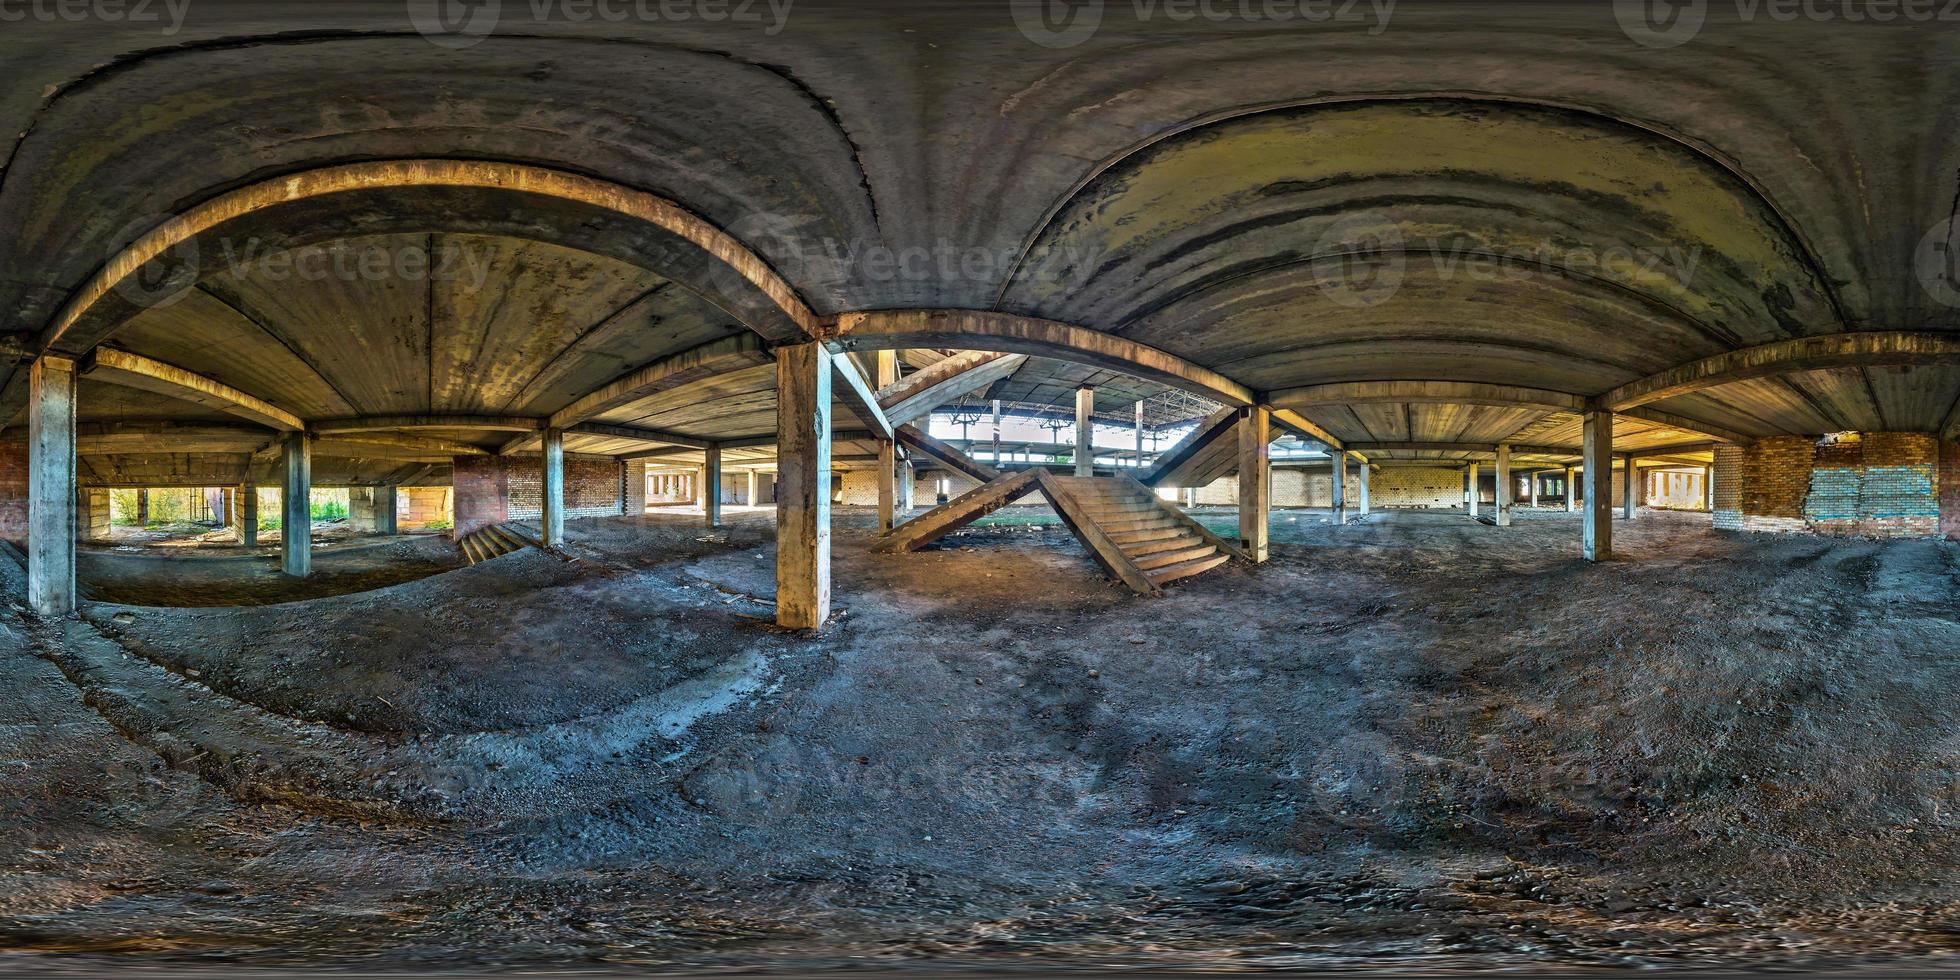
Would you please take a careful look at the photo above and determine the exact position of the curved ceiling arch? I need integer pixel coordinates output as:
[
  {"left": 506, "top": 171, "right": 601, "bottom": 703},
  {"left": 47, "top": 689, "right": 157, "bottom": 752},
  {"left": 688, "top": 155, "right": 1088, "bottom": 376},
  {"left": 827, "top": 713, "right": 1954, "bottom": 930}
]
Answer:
[
  {"left": 0, "top": 34, "right": 879, "bottom": 334},
  {"left": 42, "top": 159, "right": 817, "bottom": 358},
  {"left": 1001, "top": 98, "right": 1843, "bottom": 359},
  {"left": 994, "top": 91, "right": 1841, "bottom": 320}
]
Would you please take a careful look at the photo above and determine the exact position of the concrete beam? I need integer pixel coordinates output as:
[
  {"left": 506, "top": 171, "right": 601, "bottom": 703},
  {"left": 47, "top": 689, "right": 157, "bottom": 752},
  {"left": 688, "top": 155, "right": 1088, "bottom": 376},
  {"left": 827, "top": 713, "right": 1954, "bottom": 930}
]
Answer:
[
  {"left": 1271, "top": 380, "right": 1585, "bottom": 414},
  {"left": 1600, "top": 331, "right": 1960, "bottom": 411},
  {"left": 27, "top": 357, "right": 77, "bottom": 616},
  {"left": 830, "top": 346, "right": 894, "bottom": 443},
  {"left": 1614, "top": 406, "right": 1753, "bottom": 446},
  {"left": 826, "top": 309, "right": 1256, "bottom": 408},
  {"left": 776, "top": 342, "right": 832, "bottom": 630},
  {"left": 1269, "top": 408, "right": 1347, "bottom": 454},
  {"left": 83, "top": 348, "right": 303, "bottom": 431},
  {"left": 316, "top": 415, "right": 541, "bottom": 434},
  {"left": 546, "top": 334, "right": 773, "bottom": 434},
  {"left": 877, "top": 351, "right": 1027, "bottom": 426},
  {"left": 1346, "top": 441, "right": 1581, "bottom": 459}
]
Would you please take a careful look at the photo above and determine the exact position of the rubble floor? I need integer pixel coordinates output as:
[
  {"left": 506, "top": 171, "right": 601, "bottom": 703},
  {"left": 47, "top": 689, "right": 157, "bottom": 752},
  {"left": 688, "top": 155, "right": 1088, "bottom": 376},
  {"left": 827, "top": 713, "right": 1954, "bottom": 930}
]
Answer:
[{"left": 1, "top": 506, "right": 1956, "bottom": 973}]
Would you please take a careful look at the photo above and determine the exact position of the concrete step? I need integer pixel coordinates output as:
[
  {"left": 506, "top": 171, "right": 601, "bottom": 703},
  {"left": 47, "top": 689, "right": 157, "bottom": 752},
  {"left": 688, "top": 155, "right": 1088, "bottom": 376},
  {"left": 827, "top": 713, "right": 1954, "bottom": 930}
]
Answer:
[
  {"left": 1146, "top": 551, "right": 1231, "bottom": 586},
  {"left": 1107, "top": 526, "right": 1185, "bottom": 546},
  {"left": 1124, "top": 532, "right": 1206, "bottom": 558},
  {"left": 1131, "top": 543, "right": 1217, "bottom": 571},
  {"left": 459, "top": 534, "right": 485, "bottom": 564},
  {"left": 1097, "top": 514, "right": 1180, "bottom": 534},
  {"left": 485, "top": 525, "right": 528, "bottom": 555}
]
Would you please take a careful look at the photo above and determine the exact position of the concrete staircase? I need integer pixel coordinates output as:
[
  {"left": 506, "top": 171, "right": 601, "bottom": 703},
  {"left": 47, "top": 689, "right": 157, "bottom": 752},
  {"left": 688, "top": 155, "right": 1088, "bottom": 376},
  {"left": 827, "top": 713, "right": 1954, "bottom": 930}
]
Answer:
[
  {"left": 457, "top": 523, "right": 537, "bottom": 565},
  {"left": 1044, "top": 475, "right": 1236, "bottom": 589}
]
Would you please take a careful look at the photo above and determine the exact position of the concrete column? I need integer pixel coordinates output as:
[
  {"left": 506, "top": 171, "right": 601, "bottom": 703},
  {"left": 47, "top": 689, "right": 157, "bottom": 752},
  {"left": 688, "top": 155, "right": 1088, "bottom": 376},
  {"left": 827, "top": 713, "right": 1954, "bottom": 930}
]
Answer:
[
  {"left": 375, "top": 485, "right": 398, "bottom": 535},
  {"left": 1357, "top": 461, "right": 1370, "bottom": 517},
  {"left": 240, "top": 484, "right": 258, "bottom": 547},
  {"left": 1134, "top": 400, "right": 1145, "bottom": 471},
  {"left": 1582, "top": 410, "right": 1612, "bottom": 561},
  {"left": 1330, "top": 451, "right": 1347, "bottom": 521},
  {"left": 876, "top": 439, "right": 895, "bottom": 532},
  {"left": 1184, "top": 486, "right": 1197, "bottom": 507},
  {"left": 280, "top": 431, "right": 311, "bottom": 577},
  {"left": 1564, "top": 466, "right": 1577, "bottom": 513},
  {"left": 542, "top": 427, "right": 565, "bottom": 548},
  {"left": 27, "top": 356, "right": 77, "bottom": 616},
  {"left": 1074, "top": 386, "right": 1095, "bottom": 476},
  {"left": 83, "top": 487, "right": 110, "bottom": 542},
  {"left": 1621, "top": 456, "right": 1638, "bottom": 520},
  {"left": 746, "top": 468, "right": 760, "bottom": 507},
  {"left": 1466, "top": 463, "right": 1479, "bottom": 517},
  {"left": 991, "top": 399, "right": 1002, "bottom": 466},
  {"left": 1704, "top": 464, "right": 1716, "bottom": 512},
  {"left": 1528, "top": 472, "right": 1541, "bottom": 508},
  {"left": 1494, "top": 444, "right": 1512, "bottom": 526},
  {"left": 1237, "top": 405, "right": 1270, "bottom": 562},
  {"left": 776, "top": 342, "right": 832, "bottom": 630},
  {"left": 899, "top": 461, "right": 915, "bottom": 512},
  {"left": 704, "top": 443, "right": 723, "bottom": 527}
]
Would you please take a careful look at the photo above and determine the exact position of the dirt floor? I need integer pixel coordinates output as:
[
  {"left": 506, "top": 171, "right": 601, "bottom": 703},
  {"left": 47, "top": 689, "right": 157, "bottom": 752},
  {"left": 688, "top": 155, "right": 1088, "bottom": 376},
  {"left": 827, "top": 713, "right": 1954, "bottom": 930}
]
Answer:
[
  {"left": 1, "top": 505, "right": 1956, "bottom": 972},
  {"left": 79, "top": 531, "right": 462, "bottom": 606}
]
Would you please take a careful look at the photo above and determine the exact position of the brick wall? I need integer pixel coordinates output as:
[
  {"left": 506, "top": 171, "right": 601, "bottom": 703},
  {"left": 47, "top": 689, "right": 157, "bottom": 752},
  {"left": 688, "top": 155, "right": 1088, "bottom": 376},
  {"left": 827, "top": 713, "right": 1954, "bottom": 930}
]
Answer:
[
  {"left": 451, "top": 455, "right": 509, "bottom": 538},
  {"left": 0, "top": 438, "right": 24, "bottom": 543},
  {"left": 507, "top": 456, "right": 625, "bottom": 523},
  {"left": 1942, "top": 440, "right": 1960, "bottom": 540},
  {"left": 400, "top": 486, "right": 450, "bottom": 526},
  {"left": 84, "top": 488, "right": 110, "bottom": 540},
  {"left": 1721, "top": 432, "right": 1943, "bottom": 539},
  {"left": 624, "top": 461, "right": 648, "bottom": 514},
  {"left": 1712, "top": 445, "right": 1744, "bottom": 530},
  {"left": 1363, "top": 465, "right": 1466, "bottom": 508}
]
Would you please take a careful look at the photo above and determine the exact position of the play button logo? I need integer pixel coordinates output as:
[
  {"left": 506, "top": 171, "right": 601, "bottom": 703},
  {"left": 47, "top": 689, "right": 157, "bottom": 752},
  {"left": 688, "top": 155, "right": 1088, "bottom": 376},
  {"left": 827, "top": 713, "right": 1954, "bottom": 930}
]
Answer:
[
  {"left": 408, "top": 0, "right": 502, "bottom": 49},
  {"left": 1614, "top": 0, "right": 1706, "bottom": 48},
  {"left": 1011, "top": 0, "right": 1105, "bottom": 49}
]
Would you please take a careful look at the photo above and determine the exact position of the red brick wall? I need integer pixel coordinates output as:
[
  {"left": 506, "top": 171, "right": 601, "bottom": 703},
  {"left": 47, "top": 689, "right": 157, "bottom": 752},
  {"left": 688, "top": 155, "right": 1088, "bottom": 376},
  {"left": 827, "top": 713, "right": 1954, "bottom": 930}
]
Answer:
[
  {"left": 1742, "top": 436, "right": 1813, "bottom": 520},
  {"left": 451, "top": 454, "right": 508, "bottom": 539},
  {"left": 0, "top": 438, "right": 25, "bottom": 543},
  {"left": 1723, "top": 432, "right": 1942, "bottom": 539}
]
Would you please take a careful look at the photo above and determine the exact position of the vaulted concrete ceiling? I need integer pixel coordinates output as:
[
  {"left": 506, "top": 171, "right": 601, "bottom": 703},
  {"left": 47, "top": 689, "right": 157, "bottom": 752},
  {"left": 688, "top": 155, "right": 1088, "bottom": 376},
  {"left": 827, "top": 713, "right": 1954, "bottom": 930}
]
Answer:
[{"left": 0, "top": 3, "right": 1955, "bottom": 482}]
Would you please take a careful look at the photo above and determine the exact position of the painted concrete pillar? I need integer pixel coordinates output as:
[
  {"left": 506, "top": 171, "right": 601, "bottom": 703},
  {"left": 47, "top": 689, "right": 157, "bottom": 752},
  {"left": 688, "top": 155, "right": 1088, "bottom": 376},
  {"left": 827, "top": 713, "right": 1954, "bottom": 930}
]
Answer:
[
  {"left": 1466, "top": 463, "right": 1479, "bottom": 517},
  {"left": 1357, "top": 461, "right": 1370, "bottom": 517},
  {"left": 542, "top": 427, "right": 565, "bottom": 548},
  {"left": 1583, "top": 411, "right": 1613, "bottom": 561},
  {"left": 1237, "top": 405, "right": 1270, "bottom": 562},
  {"left": 1074, "top": 386, "right": 1095, "bottom": 476},
  {"left": 746, "top": 468, "right": 760, "bottom": 507},
  {"left": 280, "top": 431, "right": 311, "bottom": 577},
  {"left": 1621, "top": 456, "right": 1638, "bottom": 521},
  {"left": 240, "top": 484, "right": 258, "bottom": 547},
  {"left": 704, "top": 443, "right": 723, "bottom": 527},
  {"left": 1494, "top": 444, "right": 1512, "bottom": 527},
  {"left": 1330, "top": 451, "right": 1347, "bottom": 522},
  {"left": 1564, "top": 466, "right": 1577, "bottom": 513},
  {"left": 375, "top": 485, "right": 398, "bottom": 535},
  {"left": 27, "top": 356, "right": 77, "bottom": 616},
  {"left": 776, "top": 342, "right": 832, "bottom": 630}
]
